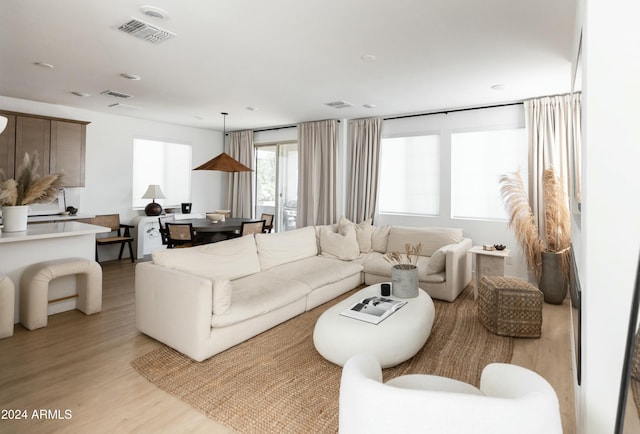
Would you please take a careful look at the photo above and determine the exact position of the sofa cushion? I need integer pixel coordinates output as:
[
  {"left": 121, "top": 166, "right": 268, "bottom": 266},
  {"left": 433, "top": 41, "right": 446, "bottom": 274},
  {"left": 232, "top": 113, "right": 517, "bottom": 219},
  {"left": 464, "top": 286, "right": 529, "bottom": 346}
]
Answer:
[
  {"left": 255, "top": 226, "right": 318, "bottom": 270},
  {"left": 152, "top": 234, "right": 261, "bottom": 281},
  {"left": 426, "top": 244, "right": 456, "bottom": 275},
  {"left": 319, "top": 224, "right": 360, "bottom": 260},
  {"left": 265, "top": 256, "right": 363, "bottom": 290},
  {"left": 386, "top": 226, "right": 463, "bottom": 257},
  {"left": 212, "top": 279, "right": 232, "bottom": 315},
  {"left": 371, "top": 225, "right": 391, "bottom": 253},
  {"left": 211, "top": 273, "right": 309, "bottom": 328}
]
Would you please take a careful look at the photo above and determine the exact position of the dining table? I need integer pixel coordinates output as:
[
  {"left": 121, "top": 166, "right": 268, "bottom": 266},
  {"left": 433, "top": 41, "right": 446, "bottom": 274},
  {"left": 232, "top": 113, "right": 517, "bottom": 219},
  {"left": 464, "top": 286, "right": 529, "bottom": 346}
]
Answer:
[{"left": 174, "top": 217, "right": 257, "bottom": 244}]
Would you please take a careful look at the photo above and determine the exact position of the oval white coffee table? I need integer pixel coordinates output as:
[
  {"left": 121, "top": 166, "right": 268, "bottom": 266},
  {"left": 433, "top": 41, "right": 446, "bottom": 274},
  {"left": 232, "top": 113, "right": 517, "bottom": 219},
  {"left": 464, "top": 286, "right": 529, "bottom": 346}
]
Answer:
[{"left": 313, "top": 283, "right": 435, "bottom": 368}]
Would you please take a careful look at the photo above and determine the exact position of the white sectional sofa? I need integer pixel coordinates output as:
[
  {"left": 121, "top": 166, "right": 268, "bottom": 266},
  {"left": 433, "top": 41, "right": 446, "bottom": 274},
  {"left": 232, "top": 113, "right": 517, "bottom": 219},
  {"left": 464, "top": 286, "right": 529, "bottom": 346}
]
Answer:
[{"left": 135, "top": 219, "right": 471, "bottom": 361}]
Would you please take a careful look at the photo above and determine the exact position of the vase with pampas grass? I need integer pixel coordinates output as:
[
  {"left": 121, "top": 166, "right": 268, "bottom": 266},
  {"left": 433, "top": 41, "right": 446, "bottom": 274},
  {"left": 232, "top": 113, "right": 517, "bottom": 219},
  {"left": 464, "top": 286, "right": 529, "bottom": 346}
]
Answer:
[
  {"left": 499, "top": 168, "right": 571, "bottom": 304},
  {"left": 0, "top": 153, "right": 63, "bottom": 232},
  {"left": 384, "top": 243, "right": 423, "bottom": 298}
]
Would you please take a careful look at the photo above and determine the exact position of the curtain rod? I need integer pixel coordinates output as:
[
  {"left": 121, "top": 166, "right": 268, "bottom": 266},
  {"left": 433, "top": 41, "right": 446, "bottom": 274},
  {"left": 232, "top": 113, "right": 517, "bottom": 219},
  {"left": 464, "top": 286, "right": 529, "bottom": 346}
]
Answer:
[
  {"left": 383, "top": 101, "right": 523, "bottom": 121},
  {"left": 251, "top": 119, "right": 341, "bottom": 133},
  {"left": 250, "top": 102, "right": 522, "bottom": 132}
]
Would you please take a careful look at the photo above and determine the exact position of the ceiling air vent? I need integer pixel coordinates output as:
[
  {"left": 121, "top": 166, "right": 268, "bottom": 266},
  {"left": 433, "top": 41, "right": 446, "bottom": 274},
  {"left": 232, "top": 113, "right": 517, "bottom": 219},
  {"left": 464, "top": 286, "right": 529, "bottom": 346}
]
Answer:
[
  {"left": 115, "top": 17, "right": 175, "bottom": 44},
  {"left": 101, "top": 90, "right": 133, "bottom": 99},
  {"left": 108, "top": 103, "right": 142, "bottom": 111},
  {"left": 325, "top": 100, "right": 353, "bottom": 109}
]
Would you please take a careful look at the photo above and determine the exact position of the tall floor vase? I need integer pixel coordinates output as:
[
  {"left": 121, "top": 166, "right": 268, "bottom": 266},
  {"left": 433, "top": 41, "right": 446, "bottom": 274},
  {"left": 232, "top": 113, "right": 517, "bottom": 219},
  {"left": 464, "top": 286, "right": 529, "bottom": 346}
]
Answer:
[{"left": 538, "top": 251, "right": 568, "bottom": 304}]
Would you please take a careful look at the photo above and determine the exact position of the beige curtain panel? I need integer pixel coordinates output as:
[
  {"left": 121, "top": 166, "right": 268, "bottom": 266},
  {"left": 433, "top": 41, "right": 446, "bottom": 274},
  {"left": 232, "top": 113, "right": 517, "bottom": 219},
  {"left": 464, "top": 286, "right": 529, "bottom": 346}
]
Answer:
[
  {"left": 525, "top": 94, "right": 576, "bottom": 239},
  {"left": 228, "top": 130, "right": 255, "bottom": 218},
  {"left": 347, "top": 117, "right": 382, "bottom": 223},
  {"left": 297, "top": 119, "right": 338, "bottom": 227},
  {"left": 570, "top": 92, "right": 582, "bottom": 203}
]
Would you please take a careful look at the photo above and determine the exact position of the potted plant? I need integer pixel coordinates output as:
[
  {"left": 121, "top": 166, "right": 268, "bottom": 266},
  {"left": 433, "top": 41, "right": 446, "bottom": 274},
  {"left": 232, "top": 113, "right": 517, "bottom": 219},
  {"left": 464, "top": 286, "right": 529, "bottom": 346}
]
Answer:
[
  {"left": 499, "top": 168, "right": 571, "bottom": 304},
  {"left": 0, "top": 153, "right": 63, "bottom": 232},
  {"left": 384, "top": 243, "right": 423, "bottom": 298}
]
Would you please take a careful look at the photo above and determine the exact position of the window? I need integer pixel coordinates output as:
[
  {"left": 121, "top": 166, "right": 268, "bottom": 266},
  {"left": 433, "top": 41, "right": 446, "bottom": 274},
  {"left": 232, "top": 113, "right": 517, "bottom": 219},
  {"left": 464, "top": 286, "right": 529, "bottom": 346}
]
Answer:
[
  {"left": 254, "top": 142, "right": 298, "bottom": 231},
  {"left": 132, "top": 139, "right": 192, "bottom": 209},
  {"left": 450, "top": 128, "right": 527, "bottom": 220},
  {"left": 378, "top": 135, "right": 440, "bottom": 215}
]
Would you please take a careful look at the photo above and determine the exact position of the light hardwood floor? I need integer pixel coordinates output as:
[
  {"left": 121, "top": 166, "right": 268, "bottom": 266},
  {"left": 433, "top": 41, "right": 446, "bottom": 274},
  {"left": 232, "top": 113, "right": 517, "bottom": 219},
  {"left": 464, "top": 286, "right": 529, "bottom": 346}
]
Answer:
[{"left": 0, "top": 260, "right": 575, "bottom": 433}]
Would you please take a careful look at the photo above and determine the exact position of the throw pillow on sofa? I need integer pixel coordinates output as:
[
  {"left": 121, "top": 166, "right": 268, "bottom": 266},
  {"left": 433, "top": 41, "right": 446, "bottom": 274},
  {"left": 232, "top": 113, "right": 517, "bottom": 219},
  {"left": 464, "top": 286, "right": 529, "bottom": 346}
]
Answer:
[
  {"left": 338, "top": 216, "right": 373, "bottom": 253},
  {"left": 319, "top": 224, "right": 360, "bottom": 260},
  {"left": 426, "top": 244, "right": 455, "bottom": 275},
  {"left": 371, "top": 224, "right": 391, "bottom": 253}
]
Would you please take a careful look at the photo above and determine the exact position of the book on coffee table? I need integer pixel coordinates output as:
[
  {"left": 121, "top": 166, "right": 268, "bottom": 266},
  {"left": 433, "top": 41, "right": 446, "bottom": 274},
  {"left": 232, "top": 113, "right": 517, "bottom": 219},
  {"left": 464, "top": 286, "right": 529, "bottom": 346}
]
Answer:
[{"left": 340, "top": 296, "right": 407, "bottom": 324}]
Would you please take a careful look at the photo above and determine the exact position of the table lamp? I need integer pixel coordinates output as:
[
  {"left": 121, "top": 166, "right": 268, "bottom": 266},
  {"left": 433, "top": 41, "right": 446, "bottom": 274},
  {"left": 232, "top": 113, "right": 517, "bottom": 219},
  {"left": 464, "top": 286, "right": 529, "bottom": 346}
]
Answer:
[{"left": 142, "top": 184, "right": 165, "bottom": 216}]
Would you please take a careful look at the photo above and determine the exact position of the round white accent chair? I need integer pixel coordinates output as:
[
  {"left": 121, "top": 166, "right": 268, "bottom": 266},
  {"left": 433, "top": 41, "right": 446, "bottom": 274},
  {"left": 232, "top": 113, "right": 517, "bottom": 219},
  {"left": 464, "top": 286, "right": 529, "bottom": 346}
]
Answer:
[{"left": 339, "top": 353, "right": 563, "bottom": 434}]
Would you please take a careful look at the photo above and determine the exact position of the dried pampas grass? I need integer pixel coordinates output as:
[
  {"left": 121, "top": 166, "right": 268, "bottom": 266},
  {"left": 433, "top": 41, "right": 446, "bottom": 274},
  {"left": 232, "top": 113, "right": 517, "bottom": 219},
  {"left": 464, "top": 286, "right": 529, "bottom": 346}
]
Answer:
[
  {"left": 542, "top": 169, "right": 572, "bottom": 280},
  {"left": 499, "top": 168, "right": 571, "bottom": 280},
  {"left": 499, "top": 169, "right": 544, "bottom": 277},
  {"left": 0, "top": 153, "right": 63, "bottom": 206}
]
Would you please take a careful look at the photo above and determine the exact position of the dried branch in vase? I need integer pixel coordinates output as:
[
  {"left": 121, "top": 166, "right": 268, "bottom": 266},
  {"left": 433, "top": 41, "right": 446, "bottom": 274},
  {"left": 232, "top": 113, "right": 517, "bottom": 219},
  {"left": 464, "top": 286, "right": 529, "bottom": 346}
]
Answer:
[{"left": 384, "top": 243, "right": 423, "bottom": 269}]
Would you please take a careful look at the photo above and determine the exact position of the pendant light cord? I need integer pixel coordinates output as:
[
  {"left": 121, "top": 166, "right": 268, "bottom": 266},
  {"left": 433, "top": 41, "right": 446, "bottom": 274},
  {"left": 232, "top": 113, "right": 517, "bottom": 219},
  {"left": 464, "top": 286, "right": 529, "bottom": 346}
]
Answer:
[{"left": 221, "top": 112, "right": 228, "bottom": 153}]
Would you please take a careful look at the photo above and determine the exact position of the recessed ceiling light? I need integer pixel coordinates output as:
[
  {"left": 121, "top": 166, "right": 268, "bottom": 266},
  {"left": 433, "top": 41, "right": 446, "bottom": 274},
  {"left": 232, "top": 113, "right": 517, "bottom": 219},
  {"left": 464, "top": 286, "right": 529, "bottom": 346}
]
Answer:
[
  {"left": 491, "top": 84, "right": 505, "bottom": 90},
  {"left": 121, "top": 73, "right": 142, "bottom": 80},
  {"left": 71, "top": 92, "right": 90, "bottom": 97},
  {"left": 361, "top": 54, "right": 377, "bottom": 62},
  {"left": 363, "top": 103, "right": 377, "bottom": 109},
  {"left": 140, "top": 5, "right": 169, "bottom": 19},
  {"left": 34, "top": 62, "right": 54, "bottom": 69}
]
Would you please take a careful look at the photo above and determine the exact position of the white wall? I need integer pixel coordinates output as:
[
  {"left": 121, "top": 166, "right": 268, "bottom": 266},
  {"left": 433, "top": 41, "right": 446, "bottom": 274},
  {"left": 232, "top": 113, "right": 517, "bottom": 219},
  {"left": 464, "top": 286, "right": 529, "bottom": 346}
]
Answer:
[
  {"left": 578, "top": 0, "right": 640, "bottom": 432},
  {"left": 375, "top": 104, "right": 530, "bottom": 280},
  {"left": 0, "top": 96, "right": 225, "bottom": 260}
]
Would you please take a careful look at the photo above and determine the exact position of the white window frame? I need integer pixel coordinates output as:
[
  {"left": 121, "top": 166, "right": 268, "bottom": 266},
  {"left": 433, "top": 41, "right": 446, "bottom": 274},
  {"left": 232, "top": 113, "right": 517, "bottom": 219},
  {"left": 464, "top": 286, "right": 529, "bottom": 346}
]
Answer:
[
  {"left": 378, "top": 134, "right": 441, "bottom": 216},
  {"left": 450, "top": 127, "right": 528, "bottom": 221},
  {"left": 132, "top": 138, "right": 192, "bottom": 210}
]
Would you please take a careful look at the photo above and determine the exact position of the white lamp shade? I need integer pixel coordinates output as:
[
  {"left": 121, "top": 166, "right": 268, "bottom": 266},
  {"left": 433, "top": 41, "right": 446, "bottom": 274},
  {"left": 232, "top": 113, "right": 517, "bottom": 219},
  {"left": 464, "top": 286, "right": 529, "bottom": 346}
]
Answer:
[
  {"left": 0, "top": 116, "right": 8, "bottom": 134},
  {"left": 141, "top": 184, "right": 166, "bottom": 200}
]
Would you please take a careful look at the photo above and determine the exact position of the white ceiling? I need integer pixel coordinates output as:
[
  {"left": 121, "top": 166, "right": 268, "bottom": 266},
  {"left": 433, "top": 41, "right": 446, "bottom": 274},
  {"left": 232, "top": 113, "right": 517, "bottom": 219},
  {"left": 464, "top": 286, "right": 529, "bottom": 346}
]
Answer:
[{"left": 0, "top": 0, "right": 577, "bottom": 132}]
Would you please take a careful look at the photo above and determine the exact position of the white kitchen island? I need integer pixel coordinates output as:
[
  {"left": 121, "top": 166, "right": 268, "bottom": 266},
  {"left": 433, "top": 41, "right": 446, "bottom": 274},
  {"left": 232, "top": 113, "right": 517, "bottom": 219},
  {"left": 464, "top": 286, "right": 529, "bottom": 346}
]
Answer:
[{"left": 0, "top": 222, "right": 109, "bottom": 324}]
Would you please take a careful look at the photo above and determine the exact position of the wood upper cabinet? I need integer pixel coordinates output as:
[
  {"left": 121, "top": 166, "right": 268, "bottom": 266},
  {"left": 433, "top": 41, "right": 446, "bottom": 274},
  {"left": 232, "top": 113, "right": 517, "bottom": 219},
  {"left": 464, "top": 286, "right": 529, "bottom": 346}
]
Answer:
[
  {"left": 0, "top": 113, "right": 16, "bottom": 178},
  {"left": 0, "top": 110, "right": 88, "bottom": 187},
  {"left": 51, "top": 120, "right": 86, "bottom": 187},
  {"left": 16, "top": 116, "right": 51, "bottom": 178}
]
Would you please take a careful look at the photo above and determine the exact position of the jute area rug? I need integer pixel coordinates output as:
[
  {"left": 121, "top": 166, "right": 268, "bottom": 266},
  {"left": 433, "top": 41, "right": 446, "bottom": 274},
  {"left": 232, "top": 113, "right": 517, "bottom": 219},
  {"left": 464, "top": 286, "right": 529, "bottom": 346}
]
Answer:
[{"left": 131, "top": 285, "right": 512, "bottom": 434}]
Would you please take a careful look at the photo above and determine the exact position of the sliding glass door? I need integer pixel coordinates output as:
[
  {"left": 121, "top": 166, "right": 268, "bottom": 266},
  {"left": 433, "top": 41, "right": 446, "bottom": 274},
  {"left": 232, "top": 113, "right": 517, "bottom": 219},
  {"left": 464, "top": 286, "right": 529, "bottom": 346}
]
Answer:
[{"left": 255, "top": 142, "right": 298, "bottom": 232}]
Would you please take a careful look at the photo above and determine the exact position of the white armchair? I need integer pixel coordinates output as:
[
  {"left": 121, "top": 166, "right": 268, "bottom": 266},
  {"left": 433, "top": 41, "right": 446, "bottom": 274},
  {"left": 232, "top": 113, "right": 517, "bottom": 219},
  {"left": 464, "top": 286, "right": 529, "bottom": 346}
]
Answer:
[{"left": 339, "top": 353, "right": 562, "bottom": 434}]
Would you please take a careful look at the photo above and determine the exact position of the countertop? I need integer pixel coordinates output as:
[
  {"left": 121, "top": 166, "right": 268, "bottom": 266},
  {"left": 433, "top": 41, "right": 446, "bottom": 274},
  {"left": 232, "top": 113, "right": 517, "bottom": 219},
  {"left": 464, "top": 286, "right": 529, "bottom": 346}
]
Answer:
[
  {"left": 0, "top": 221, "right": 109, "bottom": 244},
  {"left": 0, "top": 213, "right": 95, "bottom": 225}
]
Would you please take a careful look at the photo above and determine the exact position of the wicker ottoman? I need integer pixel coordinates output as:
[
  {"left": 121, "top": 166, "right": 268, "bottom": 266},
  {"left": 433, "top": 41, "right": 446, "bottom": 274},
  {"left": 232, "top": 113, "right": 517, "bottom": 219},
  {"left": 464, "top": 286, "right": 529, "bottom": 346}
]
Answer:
[{"left": 477, "top": 276, "right": 543, "bottom": 338}]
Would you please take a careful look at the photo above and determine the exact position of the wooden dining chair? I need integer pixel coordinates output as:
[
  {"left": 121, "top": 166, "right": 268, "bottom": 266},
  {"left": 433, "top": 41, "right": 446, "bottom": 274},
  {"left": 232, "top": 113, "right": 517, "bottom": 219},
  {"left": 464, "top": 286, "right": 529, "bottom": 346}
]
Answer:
[
  {"left": 260, "top": 213, "right": 274, "bottom": 233},
  {"left": 158, "top": 215, "right": 175, "bottom": 246},
  {"left": 165, "top": 222, "right": 197, "bottom": 248},
  {"left": 92, "top": 214, "right": 135, "bottom": 263},
  {"left": 240, "top": 220, "right": 266, "bottom": 236}
]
